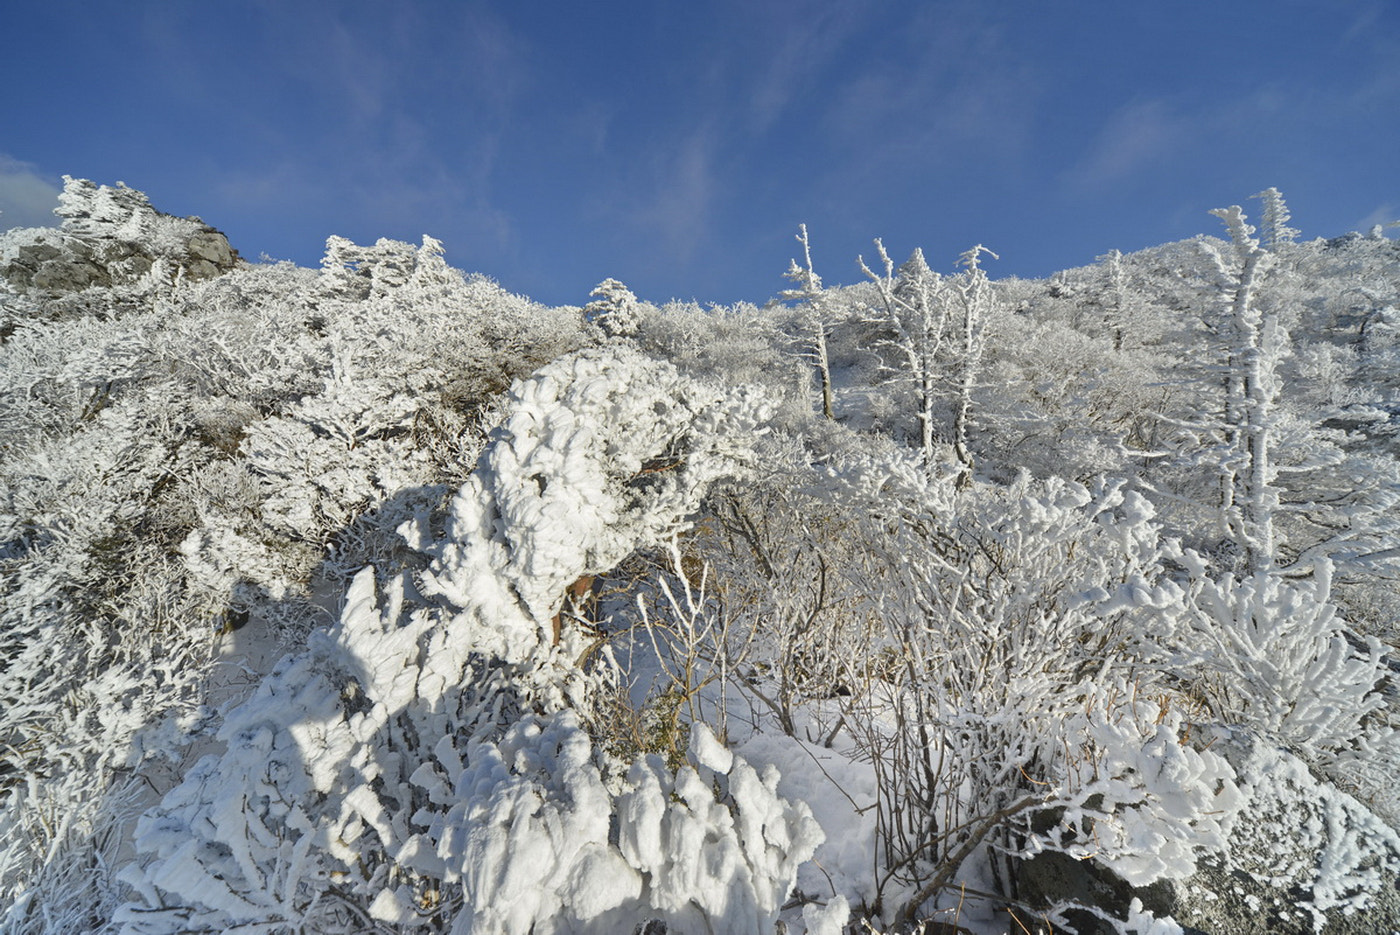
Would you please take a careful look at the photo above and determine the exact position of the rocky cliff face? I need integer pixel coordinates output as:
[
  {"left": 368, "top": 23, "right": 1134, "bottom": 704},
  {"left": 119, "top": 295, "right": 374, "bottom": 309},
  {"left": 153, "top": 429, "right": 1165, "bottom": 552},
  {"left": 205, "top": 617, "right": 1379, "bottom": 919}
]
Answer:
[{"left": 0, "top": 177, "right": 239, "bottom": 293}]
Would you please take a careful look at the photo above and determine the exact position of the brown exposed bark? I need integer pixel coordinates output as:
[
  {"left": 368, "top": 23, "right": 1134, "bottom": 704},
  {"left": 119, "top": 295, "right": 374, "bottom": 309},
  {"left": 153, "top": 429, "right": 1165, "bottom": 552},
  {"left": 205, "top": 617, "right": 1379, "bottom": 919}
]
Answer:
[{"left": 551, "top": 574, "right": 600, "bottom": 645}]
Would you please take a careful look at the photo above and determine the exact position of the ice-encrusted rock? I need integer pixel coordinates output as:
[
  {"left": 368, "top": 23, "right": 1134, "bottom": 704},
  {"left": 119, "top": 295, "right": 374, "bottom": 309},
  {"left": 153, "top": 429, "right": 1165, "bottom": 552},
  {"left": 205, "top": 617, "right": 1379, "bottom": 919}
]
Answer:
[
  {"left": 0, "top": 177, "right": 238, "bottom": 293},
  {"left": 1019, "top": 730, "right": 1400, "bottom": 935},
  {"left": 1164, "top": 733, "right": 1400, "bottom": 935}
]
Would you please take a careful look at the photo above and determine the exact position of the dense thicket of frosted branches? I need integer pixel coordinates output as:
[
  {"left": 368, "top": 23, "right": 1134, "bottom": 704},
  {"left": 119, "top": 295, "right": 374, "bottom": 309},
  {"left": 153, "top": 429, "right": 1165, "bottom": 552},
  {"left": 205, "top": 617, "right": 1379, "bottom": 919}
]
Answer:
[{"left": 1, "top": 180, "right": 1398, "bottom": 935}]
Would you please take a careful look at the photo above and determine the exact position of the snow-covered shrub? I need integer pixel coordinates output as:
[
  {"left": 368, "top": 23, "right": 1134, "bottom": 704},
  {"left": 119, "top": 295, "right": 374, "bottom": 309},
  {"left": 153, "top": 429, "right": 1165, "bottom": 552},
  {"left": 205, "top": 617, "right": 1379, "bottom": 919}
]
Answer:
[
  {"left": 1169, "top": 560, "right": 1398, "bottom": 798},
  {"left": 979, "top": 315, "right": 1168, "bottom": 481},
  {"left": 151, "top": 262, "right": 327, "bottom": 410},
  {"left": 822, "top": 469, "right": 1240, "bottom": 922},
  {"left": 117, "top": 345, "right": 804, "bottom": 934},
  {"left": 319, "top": 234, "right": 473, "bottom": 304},
  {"left": 399, "top": 715, "right": 821, "bottom": 935},
  {"left": 636, "top": 298, "right": 803, "bottom": 400},
  {"left": 1024, "top": 693, "right": 1242, "bottom": 887},
  {"left": 1, "top": 389, "right": 218, "bottom": 933},
  {"left": 314, "top": 234, "right": 584, "bottom": 416},
  {"left": 669, "top": 453, "right": 881, "bottom": 742},
  {"left": 241, "top": 371, "right": 427, "bottom": 537},
  {"left": 159, "top": 232, "right": 584, "bottom": 620},
  {"left": 0, "top": 308, "right": 167, "bottom": 450},
  {"left": 415, "top": 344, "right": 773, "bottom": 657}
]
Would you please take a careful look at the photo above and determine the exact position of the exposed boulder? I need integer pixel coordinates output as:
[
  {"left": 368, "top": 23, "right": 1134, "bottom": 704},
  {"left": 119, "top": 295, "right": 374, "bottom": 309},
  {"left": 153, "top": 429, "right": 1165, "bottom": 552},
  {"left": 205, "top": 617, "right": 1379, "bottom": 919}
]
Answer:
[
  {"left": 0, "top": 177, "right": 239, "bottom": 294},
  {"left": 185, "top": 228, "right": 237, "bottom": 276},
  {"left": 1017, "top": 852, "right": 1187, "bottom": 935}
]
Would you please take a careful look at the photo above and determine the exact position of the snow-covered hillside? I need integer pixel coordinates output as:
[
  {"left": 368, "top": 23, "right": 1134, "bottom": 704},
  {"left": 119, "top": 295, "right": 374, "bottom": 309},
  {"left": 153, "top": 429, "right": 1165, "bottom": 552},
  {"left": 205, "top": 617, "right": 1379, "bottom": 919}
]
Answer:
[{"left": 2, "top": 179, "right": 1398, "bottom": 935}]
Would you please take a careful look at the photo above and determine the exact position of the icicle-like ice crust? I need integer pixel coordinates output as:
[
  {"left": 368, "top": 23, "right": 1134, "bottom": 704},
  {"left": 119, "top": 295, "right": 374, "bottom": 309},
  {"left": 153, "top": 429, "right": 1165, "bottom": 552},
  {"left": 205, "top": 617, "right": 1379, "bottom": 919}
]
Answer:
[{"left": 115, "top": 346, "right": 823, "bottom": 935}]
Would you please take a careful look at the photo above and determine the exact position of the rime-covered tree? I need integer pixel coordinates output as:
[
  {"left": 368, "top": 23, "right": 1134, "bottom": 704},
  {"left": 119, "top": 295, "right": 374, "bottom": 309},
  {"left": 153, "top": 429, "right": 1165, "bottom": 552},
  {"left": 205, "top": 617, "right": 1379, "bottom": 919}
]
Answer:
[
  {"left": 858, "top": 241, "right": 949, "bottom": 469},
  {"left": 583, "top": 277, "right": 643, "bottom": 339},
  {"left": 1252, "top": 186, "right": 1300, "bottom": 251},
  {"left": 782, "top": 224, "right": 836, "bottom": 420},
  {"left": 948, "top": 245, "right": 998, "bottom": 484},
  {"left": 1098, "top": 247, "right": 1129, "bottom": 351},
  {"left": 1205, "top": 203, "right": 1283, "bottom": 573}
]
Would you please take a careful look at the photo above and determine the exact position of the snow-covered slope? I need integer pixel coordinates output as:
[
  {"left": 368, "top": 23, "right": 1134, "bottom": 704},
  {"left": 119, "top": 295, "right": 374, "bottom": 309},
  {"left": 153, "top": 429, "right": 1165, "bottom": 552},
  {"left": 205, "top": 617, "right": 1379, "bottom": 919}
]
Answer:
[{"left": 2, "top": 181, "right": 1398, "bottom": 935}]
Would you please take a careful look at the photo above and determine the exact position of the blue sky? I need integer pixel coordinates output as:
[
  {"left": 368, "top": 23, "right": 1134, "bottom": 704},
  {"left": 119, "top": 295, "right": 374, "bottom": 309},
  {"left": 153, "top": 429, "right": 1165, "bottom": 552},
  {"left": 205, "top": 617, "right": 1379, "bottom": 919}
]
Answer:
[{"left": 3, "top": 0, "right": 1397, "bottom": 306}]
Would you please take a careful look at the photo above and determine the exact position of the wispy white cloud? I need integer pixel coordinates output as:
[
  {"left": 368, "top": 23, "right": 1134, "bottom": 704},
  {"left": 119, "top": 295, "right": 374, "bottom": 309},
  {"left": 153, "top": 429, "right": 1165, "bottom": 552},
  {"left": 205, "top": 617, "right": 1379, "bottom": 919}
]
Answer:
[
  {"left": 199, "top": 3, "right": 531, "bottom": 262},
  {"left": 820, "top": 10, "right": 1038, "bottom": 178},
  {"left": 625, "top": 127, "right": 718, "bottom": 265},
  {"left": 211, "top": 160, "right": 303, "bottom": 210},
  {"left": 1357, "top": 203, "right": 1399, "bottom": 234},
  {"left": 1340, "top": 0, "right": 1392, "bottom": 43},
  {"left": 0, "top": 154, "right": 60, "bottom": 229},
  {"left": 747, "top": 1, "right": 869, "bottom": 133},
  {"left": 1348, "top": 31, "right": 1400, "bottom": 109},
  {"left": 563, "top": 100, "right": 614, "bottom": 158},
  {"left": 1064, "top": 99, "right": 1187, "bottom": 193}
]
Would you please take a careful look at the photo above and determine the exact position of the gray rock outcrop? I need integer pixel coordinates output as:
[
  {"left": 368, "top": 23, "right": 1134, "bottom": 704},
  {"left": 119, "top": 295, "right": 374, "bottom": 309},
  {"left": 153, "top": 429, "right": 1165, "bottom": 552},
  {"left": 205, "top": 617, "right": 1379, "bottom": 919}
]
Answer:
[{"left": 0, "top": 177, "right": 239, "bottom": 294}]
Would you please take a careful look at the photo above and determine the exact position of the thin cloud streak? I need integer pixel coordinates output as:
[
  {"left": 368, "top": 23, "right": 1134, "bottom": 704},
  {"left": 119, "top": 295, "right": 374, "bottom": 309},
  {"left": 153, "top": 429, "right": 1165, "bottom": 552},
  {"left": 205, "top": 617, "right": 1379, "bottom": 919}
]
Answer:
[
  {"left": 1065, "top": 100, "right": 1186, "bottom": 193},
  {"left": 745, "top": 2, "right": 868, "bottom": 133},
  {"left": 624, "top": 126, "right": 720, "bottom": 267},
  {"left": 0, "top": 155, "right": 61, "bottom": 230},
  {"left": 1357, "top": 204, "right": 1399, "bottom": 234}
]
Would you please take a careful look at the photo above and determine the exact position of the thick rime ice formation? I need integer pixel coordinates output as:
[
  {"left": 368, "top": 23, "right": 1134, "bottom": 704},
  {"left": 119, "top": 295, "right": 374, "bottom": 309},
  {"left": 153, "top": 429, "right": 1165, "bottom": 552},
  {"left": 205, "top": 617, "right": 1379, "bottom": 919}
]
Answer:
[
  {"left": 116, "top": 346, "right": 818, "bottom": 934},
  {"left": 428, "top": 717, "right": 821, "bottom": 935},
  {"left": 410, "top": 343, "right": 773, "bottom": 662}
]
